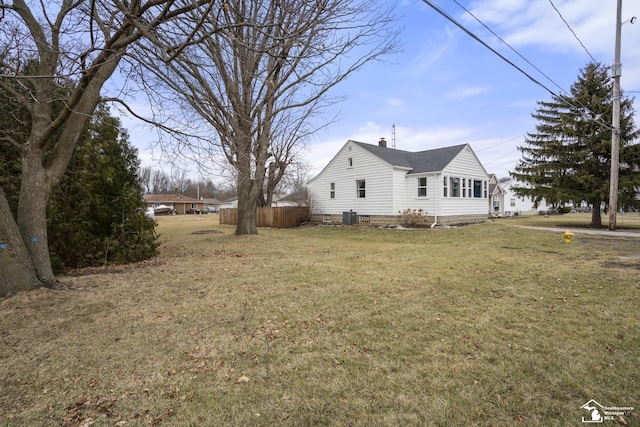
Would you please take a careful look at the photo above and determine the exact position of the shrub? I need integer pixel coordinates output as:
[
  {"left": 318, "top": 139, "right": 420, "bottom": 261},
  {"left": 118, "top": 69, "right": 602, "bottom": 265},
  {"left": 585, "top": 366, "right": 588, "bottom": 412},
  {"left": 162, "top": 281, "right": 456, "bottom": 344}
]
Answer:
[{"left": 399, "top": 208, "right": 428, "bottom": 227}]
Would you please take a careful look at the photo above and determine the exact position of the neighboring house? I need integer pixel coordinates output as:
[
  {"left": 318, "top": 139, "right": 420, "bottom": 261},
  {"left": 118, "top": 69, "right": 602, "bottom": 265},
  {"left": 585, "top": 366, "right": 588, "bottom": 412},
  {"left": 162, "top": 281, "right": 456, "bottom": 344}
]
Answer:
[
  {"left": 488, "top": 174, "right": 504, "bottom": 216},
  {"left": 272, "top": 189, "right": 309, "bottom": 207},
  {"left": 201, "top": 197, "right": 222, "bottom": 212},
  {"left": 307, "top": 139, "right": 490, "bottom": 226},
  {"left": 217, "top": 197, "right": 238, "bottom": 210},
  {"left": 491, "top": 178, "right": 549, "bottom": 216},
  {"left": 143, "top": 194, "right": 205, "bottom": 214}
]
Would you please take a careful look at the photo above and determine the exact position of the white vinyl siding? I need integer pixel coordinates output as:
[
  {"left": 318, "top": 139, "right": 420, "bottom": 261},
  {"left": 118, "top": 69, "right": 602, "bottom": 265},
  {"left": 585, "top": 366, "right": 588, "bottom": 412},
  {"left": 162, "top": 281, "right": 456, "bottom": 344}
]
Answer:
[
  {"left": 309, "top": 142, "right": 490, "bottom": 219},
  {"left": 438, "top": 146, "right": 488, "bottom": 217},
  {"left": 308, "top": 141, "right": 396, "bottom": 216}
]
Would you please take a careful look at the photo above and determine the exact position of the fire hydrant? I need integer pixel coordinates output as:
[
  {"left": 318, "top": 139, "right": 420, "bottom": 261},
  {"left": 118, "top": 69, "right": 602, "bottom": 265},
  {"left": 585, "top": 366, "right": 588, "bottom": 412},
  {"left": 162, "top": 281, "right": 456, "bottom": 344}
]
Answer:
[{"left": 563, "top": 230, "right": 574, "bottom": 243}]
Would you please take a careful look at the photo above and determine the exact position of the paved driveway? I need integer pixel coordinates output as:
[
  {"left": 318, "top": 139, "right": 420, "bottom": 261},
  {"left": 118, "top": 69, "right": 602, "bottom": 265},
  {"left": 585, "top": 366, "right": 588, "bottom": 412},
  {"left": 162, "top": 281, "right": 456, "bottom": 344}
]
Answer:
[{"left": 504, "top": 224, "right": 640, "bottom": 238}]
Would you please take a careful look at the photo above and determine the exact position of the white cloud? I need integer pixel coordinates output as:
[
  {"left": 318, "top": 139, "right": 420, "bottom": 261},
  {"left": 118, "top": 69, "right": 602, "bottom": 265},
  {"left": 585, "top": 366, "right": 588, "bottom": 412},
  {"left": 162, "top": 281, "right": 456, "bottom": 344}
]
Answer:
[
  {"left": 401, "top": 27, "right": 458, "bottom": 79},
  {"left": 446, "top": 85, "right": 491, "bottom": 99}
]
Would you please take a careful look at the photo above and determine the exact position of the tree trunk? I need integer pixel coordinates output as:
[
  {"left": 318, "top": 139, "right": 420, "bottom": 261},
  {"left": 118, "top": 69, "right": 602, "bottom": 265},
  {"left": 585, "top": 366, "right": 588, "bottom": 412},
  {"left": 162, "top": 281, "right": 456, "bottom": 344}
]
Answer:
[
  {"left": 0, "top": 189, "right": 42, "bottom": 297},
  {"left": 590, "top": 203, "right": 602, "bottom": 227},
  {"left": 16, "top": 149, "right": 59, "bottom": 286},
  {"left": 235, "top": 173, "right": 259, "bottom": 235}
]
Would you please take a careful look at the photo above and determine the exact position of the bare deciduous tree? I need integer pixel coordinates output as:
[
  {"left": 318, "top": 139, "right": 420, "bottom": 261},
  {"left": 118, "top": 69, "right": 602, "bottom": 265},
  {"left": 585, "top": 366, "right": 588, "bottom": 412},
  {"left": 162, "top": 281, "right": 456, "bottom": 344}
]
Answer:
[
  {"left": 133, "top": 0, "right": 400, "bottom": 235},
  {"left": 0, "top": 0, "right": 224, "bottom": 296}
]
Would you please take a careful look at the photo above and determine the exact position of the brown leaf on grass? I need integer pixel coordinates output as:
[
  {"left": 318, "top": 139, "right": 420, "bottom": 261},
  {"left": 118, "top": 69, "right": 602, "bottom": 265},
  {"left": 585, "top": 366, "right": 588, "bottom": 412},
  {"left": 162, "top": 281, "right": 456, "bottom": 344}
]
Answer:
[
  {"left": 237, "top": 375, "right": 250, "bottom": 383},
  {"left": 617, "top": 415, "right": 628, "bottom": 425},
  {"left": 264, "top": 328, "right": 280, "bottom": 340},
  {"left": 62, "top": 396, "right": 119, "bottom": 427}
]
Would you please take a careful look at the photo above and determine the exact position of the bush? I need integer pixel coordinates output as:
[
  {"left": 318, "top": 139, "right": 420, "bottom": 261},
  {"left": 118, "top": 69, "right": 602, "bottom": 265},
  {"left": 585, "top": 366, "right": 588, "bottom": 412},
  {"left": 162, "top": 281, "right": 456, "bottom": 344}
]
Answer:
[
  {"left": 399, "top": 208, "right": 429, "bottom": 227},
  {"left": 47, "top": 105, "right": 159, "bottom": 272}
]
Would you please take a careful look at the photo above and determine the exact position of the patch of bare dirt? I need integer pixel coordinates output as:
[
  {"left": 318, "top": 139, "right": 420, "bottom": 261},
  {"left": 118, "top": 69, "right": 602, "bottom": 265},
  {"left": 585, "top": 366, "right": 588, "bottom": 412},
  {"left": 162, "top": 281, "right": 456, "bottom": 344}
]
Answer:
[
  {"left": 59, "top": 258, "right": 169, "bottom": 277},
  {"left": 191, "top": 229, "right": 223, "bottom": 235}
]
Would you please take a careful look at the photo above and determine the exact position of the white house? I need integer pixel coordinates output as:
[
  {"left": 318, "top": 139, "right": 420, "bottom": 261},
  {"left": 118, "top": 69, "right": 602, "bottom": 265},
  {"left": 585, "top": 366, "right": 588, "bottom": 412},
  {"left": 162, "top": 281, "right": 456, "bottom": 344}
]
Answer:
[
  {"left": 307, "top": 139, "right": 490, "bottom": 226},
  {"left": 491, "top": 178, "right": 550, "bottom": 216}
]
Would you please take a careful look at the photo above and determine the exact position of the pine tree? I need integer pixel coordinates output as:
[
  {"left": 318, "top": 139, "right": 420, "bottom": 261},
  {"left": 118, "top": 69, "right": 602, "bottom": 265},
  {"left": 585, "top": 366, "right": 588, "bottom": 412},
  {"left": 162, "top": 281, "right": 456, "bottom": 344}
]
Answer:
[
  {"left": 511, "top": 63, "right": 639, "bottom": 227},
  {"left": 46, "top": 104, "right": 159, "bottom": 271}
]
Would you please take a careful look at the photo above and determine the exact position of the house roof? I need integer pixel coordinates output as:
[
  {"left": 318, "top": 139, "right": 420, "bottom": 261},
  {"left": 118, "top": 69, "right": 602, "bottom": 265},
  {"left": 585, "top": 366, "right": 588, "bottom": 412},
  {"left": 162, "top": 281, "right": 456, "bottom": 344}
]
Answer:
[
  {"left": 352, "top": 141, "right": 469, "bottom": 174},
  {"left": 143, "top": 194, "right": 200, "bottom": 203},
  {"left": 201, "top": 197, "right": 221, "bottom": 204},
  {"left": 279, "top": 189, "right": 308, "bottom": 202}
]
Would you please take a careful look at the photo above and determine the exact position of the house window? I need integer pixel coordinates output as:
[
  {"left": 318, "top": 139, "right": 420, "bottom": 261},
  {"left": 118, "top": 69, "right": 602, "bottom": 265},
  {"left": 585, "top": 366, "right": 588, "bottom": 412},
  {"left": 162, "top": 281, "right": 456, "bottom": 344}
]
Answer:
[
  {"left": 418, "top": 177, "right": 427, "bottom": 197},
  {"left": 356, "top": 180, "right": 366, "bottom": 198},
  {"left": 443, "top": 176, "right": 448, "bottom": 197},
  {"left": 450, "top": 177, "right": 460, "bottom": 197},
  {"left": 462, "top": 178, "right": 467, "bottom": 197},
  {"left": 473, "top": 180, "right": 482, "bottom": 198},
  {"left": 510, "top": 198, "right": 516, "bottom": 207},
  {"left": 348, "top": 157, "right": 353, "bottom": 167},
  {"left": 483, "top": 181, "right": 488, "bottom": 198},
  {"left": 330, "top": 182, "right": 335, "bottom": 199}
]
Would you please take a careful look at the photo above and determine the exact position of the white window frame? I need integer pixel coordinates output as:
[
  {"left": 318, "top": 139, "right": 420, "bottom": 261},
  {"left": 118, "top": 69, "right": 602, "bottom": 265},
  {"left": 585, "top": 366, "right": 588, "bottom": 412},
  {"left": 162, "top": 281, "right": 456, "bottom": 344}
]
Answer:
[
  {"left": 356, "top": 179, "right": 366, "bottom": 198},
  {"left": 473, "top": 180, "right": 482, "bottom": 198},
  {"left": 450, "top": 177, "right": 460, "bottom": 197},
  {"left": 418, "top": 177, "right": 427, "bottom": 197}
]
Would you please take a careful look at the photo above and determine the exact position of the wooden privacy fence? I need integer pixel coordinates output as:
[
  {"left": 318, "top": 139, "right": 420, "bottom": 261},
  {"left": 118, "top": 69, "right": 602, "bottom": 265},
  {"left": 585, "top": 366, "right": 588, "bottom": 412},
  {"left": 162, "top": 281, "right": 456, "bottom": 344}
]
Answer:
[{"left": 219, "top": 206, "right": 310, "bottom": 228}]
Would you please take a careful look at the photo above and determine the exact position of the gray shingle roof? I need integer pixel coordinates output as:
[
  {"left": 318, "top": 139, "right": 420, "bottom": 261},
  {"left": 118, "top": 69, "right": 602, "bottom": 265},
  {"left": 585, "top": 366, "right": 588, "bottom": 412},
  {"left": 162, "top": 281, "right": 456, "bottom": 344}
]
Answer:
[{"left": 352, "top": 141, "right": 468, "bottom": 174}]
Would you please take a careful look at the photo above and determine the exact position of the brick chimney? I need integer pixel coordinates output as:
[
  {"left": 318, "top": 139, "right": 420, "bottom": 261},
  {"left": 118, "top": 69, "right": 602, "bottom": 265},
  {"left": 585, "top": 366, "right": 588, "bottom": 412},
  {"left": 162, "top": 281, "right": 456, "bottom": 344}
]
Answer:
[{"left": 378, "top": 137, "right": 387, "bottom": 147}]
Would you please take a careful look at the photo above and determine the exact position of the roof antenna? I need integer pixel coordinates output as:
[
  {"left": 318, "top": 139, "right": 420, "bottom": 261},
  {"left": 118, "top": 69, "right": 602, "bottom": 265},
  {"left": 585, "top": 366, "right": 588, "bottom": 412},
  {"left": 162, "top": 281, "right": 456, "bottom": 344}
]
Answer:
[{"left": 392, "top": 123, "right": 396, "bottom": 149}]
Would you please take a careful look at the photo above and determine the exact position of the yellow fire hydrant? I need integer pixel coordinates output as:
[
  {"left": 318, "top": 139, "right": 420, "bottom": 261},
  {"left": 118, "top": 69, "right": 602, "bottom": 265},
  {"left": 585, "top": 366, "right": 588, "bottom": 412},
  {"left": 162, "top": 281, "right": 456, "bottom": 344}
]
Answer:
[{"left": 563, "top": 230, "right": 575, "bottom": 243}]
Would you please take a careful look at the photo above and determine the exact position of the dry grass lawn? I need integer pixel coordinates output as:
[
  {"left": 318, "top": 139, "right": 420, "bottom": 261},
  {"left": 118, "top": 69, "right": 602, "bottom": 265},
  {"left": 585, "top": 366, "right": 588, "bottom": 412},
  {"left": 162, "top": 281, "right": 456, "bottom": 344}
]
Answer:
[{"left": 1, "top": 213, "right": 639, "bottom": 426}]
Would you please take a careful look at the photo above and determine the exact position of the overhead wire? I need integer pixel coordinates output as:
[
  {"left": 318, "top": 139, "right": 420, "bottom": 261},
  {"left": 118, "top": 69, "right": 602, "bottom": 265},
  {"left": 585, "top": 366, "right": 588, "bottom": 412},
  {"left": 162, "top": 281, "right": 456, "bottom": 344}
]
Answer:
[
  {"left": 420, "top": 0, "right": 615, "bottom": 132},
  {"left": 475, "top": 134, "right": 525, "bottom": 152},
  {"left": 546, "top": 0, "right": 598, "bottom": 64},
  {"left": 450, "top": 0, "right": 568, "bottom": 97}
]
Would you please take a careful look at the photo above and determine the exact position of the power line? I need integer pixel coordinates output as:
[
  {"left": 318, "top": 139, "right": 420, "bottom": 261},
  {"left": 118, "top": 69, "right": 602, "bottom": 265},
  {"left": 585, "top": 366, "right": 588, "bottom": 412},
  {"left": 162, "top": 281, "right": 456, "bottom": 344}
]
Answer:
[
  {"left": 421, "top": 0, "right": 556, "bottom": 97},
  {"left": 420, "top": 0, "right": 615, "bottom": 132},
  {"left": 547, "top": 0, "right": 598, "bottom": 63},
  {"left": 483, "top": 149, "right": 520, "bottom": 166},
  {"left": 450, "top": 0, "right": 568, "bottom": 97},
  {"left": 475, "top": 134, "right": 524, "bottom": 152}
]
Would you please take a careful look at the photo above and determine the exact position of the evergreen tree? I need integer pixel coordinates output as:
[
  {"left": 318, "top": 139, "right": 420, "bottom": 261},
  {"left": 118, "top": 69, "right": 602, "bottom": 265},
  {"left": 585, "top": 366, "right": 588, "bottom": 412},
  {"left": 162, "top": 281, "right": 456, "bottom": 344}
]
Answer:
[
  {"left": 511, "top": 63, "right": 639, "bottom": 227},
  {"left": 46, "top": 104, "right": 159, "bottom": 271}
]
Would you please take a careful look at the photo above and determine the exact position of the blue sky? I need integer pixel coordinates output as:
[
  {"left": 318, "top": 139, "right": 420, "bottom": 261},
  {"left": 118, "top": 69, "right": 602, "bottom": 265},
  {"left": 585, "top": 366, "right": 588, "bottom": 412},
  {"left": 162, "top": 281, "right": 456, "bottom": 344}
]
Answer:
[{"left": 125, "top": 0, "right": 640, "bottom": 182}]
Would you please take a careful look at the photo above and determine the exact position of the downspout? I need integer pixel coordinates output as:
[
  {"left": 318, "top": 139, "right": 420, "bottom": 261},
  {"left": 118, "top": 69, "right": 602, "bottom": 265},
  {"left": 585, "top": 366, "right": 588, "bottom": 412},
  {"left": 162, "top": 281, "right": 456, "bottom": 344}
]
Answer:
[{"left": 431, "top": 173, "right": 439, "bottom": 228}]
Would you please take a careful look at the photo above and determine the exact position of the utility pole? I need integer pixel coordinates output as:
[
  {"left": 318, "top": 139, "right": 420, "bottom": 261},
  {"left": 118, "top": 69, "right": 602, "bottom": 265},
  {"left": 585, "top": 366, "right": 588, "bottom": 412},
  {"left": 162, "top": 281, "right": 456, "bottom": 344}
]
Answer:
[{"left": 608, "top": 0, "right": 623, "bottom": 231}]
